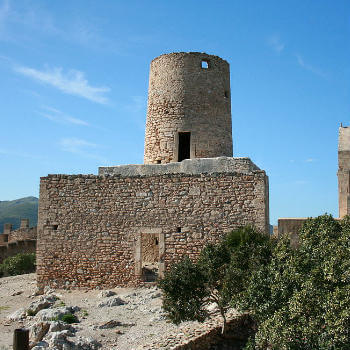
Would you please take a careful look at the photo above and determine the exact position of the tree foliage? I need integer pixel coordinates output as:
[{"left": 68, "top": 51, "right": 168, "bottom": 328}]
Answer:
[
  {"left": 241, "top": 215, "right": 350, "bottom": 349},
  {"left": 158, "top": 226, "right": 273, "bottom": 333}
]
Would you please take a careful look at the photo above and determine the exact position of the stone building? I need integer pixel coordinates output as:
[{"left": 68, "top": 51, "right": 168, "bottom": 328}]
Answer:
[
  {"left": 37, "top": 52, "right": 269, "bottom": 289},
  {"left": 0, "top": 219, "right": 37, "bottom": 264}
]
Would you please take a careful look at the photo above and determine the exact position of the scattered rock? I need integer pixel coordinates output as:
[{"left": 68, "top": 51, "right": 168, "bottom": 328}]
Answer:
[
  {"left": 11, "top": 290, "right": 24, "bottom": 296},
  {"left": 44, "top": 286, "right": 55, "bottom": 295},
  {"left": 149, "top": 292, "right": 162, "bottom": 299},
  {"left": 7, "top": 308, "right": 26, "bottom": 321},
  {"left": 29, "top": 321, "right": 50, "bottom": 343},
  {"left": 35, "top": 306, "right": 73, "bottom": 321},
  {"left": 31, "top": 340, "right": 49, "bottom": 349},
  {"left": 98, "top": 320, "right": 120, "bottom": 329},
  {"left": 32, "top": 286, "right": 44, "bottom": 296},
  {"left": 46, "top": 330, "right": 74, "bottom": 349},
  {"left": 149, "top": 315, "right": 165, "bottom": 323},
  {"left": 74, "top": 336, "right": 102, "bottom": 349},
  {"left": 97, "top": 296, "right": 127, "bottom": 307},
  {"left": 49, "top": 320, "right": 76, "bottom": 333},
  {"left": 98, "top": 290, "right": 116, "bottom": 298},
  {"left": 27, "top": 295, "right": 58, "bottom": 315}
]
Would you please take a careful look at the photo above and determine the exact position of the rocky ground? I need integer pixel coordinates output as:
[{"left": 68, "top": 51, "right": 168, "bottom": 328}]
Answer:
[{"left": 0, "top": 273, "right": 207, "bottom": 350}]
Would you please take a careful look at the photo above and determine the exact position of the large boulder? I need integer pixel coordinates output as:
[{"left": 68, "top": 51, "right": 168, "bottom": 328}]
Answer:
[
  {"left": 29, "top": 321, "right": 50, "bottom": 343},
  {"left": 7, "top": 308, "right": 26, "bottom": 321},
  {"left": 49, "top": 320, "right": 76, "bottom": 333},
  {"left": 27, "top": 295, "right": 58, "bottom": 315},
  {"left": 98, "top": 290, "right": 116, "bottom": 298},
  {"left": 35, "top": 307, "right": 74, "bottom": 321},
  {"left": 97, "top": 296, "right": 127, "bottom": 307}
]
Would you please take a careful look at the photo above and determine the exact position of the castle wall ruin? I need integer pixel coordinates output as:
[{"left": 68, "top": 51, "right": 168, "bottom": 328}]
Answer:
[
  {"left": 0, "top": 220, "right": 37, "bottom": 263},
  {"left": 37, "top": 158, "right": 268, "bottom": 289}
]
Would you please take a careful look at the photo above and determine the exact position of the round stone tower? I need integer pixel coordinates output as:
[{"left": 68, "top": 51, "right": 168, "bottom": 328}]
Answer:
[{"left": 144, "top": 52, "right": 233, "bottom": 164}]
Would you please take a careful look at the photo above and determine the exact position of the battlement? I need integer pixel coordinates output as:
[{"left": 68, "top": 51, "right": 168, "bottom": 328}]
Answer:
[{"left": 0, "top": 219, "right": 37, "bottom": 245}]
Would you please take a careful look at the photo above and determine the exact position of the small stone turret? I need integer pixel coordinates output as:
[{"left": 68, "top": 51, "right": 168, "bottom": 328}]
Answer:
[
  {"left": 20, "top": 218, "right": 29, "bottom": 229},
  {"left": 144, "top": 52, "right": 233, "bottom": 164},
  {"left": 338, "top": 126, "right": 350, "bottom": 218}
]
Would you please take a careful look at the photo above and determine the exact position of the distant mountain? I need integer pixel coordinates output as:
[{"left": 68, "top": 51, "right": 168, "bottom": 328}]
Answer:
[{"left": 0, "top": 197, "right": 38, "bottom": 233}]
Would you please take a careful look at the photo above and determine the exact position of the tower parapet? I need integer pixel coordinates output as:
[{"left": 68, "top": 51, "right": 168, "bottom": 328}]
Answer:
[{"left": 144, "top": 52, "right": 233, "bottom": 164}]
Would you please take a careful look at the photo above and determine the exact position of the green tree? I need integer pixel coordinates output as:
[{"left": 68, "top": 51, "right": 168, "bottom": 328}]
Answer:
[
  {"left": 241, "top": 215, "right": 350, "bottom": 350},
  {"left": 158, "top": 226, "right": 273, "bottom": 334}
]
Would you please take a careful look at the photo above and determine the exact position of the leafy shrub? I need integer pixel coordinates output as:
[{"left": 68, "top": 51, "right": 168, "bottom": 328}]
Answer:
[
  {"left": 0, "top": 253, "right": 36, "bottom": 276},
  {"left": 241, "top": 214, "right": 350, "bottom": 349}
]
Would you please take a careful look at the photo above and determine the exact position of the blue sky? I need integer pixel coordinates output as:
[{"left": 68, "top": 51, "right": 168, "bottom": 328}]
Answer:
[{"left": 0, "top": 0, "right": 349, "bottom": 225}]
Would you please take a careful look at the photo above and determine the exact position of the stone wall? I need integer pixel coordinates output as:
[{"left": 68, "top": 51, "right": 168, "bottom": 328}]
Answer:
[
  {"left": 137, "top": 312, "right": 254, "bottom": 350},
  {"left": 8, "top": 226, "right": 37, "bottom": 243},
  {"left": 37, "top": 159, "right": 268, "bottom": 289},
  {"left": 0, "top": 240, "right": 36, "bottom": 264},
  {"left": 144, "top": 52, "right": 232, "bottom": 164}
]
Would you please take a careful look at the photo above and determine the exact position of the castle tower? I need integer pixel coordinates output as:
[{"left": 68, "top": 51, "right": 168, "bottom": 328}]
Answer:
[
  {"left": 338, "top": 126, "right": 350, "bottom": 218},
  {"left": 144, "top": 52, "right": 233, "bottom": 164}
]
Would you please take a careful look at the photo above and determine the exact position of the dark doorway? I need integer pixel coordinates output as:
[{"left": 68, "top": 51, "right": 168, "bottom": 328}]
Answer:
[{"left": 178, "top": 132, "right": 191, "bottom": 162}]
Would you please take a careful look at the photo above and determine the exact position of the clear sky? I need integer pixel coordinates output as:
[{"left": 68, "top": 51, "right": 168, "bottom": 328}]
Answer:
[{"left": 0, "top": 0, "right": 349, "bottom": 225}]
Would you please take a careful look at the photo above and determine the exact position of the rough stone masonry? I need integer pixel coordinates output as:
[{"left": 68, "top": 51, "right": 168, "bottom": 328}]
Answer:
[{"left": 37, "top": 52, "right": 269, "bottom": 289}]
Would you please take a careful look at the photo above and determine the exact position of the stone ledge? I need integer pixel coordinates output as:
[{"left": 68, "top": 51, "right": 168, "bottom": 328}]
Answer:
[{"left": 98, "top": 157, "right": 261, "bottom": 177}]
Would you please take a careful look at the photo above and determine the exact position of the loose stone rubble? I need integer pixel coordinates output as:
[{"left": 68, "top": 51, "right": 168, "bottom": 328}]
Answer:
[{"left": 1, "top": 274, "right": 252, "bottom": 349}]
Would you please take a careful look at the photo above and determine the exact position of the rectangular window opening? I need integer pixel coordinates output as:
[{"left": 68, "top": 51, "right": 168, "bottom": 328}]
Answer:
[
  {"left": 176, "top": 227, "right": 182, "bottom": 233},
  {"left": 224, "top": 91, "right": 229, "bottom": 98},
  {"left": 52, "top": 224, "right": 58, "bottom": 231},
  {"left": 178, "top": 132, "right": 191, "bottom": 162},
  {"left": 201, "top": 60, "right": 209, "bottom": 69}
]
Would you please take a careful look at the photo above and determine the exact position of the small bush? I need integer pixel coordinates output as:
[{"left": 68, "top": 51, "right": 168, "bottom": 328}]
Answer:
[
  {"left": 60, "top": 313, "right": 78, "bottom": 324},
  {"left": 0, "top": 253, "right": 36, "bottom": 277}
]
